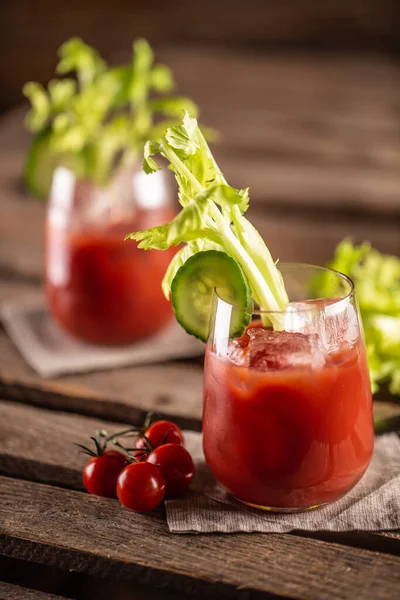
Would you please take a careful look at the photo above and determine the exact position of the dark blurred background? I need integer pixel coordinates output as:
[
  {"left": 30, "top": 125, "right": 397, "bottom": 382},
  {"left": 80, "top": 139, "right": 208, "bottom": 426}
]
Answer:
[
  {"left": 1, "top": 0, "right": 400, "bottom": 275},
  {"left": 1, "top": 0, "right": 400, "bottom": 272},
  {"left": 1, "top": 0, "right": 400, "bottom": 111}
]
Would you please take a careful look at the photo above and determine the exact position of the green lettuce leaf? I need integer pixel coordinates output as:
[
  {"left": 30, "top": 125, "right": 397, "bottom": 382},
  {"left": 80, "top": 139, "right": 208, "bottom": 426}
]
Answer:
[{"left": 322, "top": 240, "right": 400, "bottom": 394}]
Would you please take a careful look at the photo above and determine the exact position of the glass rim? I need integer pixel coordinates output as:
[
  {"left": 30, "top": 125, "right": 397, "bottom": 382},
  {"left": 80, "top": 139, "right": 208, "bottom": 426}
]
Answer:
[{"left": 214, "top": 262, "right": 355, "bottom": 314}]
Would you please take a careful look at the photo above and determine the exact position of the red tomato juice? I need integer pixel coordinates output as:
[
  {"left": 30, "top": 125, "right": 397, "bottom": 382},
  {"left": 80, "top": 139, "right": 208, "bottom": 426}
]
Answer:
[
  {"left": 46, "top": 219, "right": 176, "bottom": 345},
  {"left": 203, "top": 329, "right": 374, "bottom": 510}
]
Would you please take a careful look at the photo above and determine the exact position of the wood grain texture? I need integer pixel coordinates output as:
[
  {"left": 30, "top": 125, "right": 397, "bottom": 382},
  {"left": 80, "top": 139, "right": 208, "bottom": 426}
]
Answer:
[
  {"left": 0, "top": 314, "right": 399, "bottom": 430},
  {"left": 1, "top": 185, "right": 400, "bottom": 285},
  {"left": 297, "top": 530, "right": 400, "bottom": 558},
  {"left": 0, "top": 326, "right": 204, "bottom": 428},
  {"left": 0, "top": 582, "right": 64, "bottom": 600},
  {"left": 0, "top": 398, "right": 398, "bottom": 490},
  {"left": 162, "top": 51, "right": 400, "bottom": 207},
  {"left": 3, "top": 46, "right": 400, "bottom": 208},
  {"left": 1, "top": 476, "right": 400, "bottom": 600},
  {"left": 0, "top": 282, "right": 40, "bottom": 305},
  {"left": 0, "top": 280, "right": 204, "bottom": 429},
  {"left": 0, "top": 555, "right": 188, "bottom": 600},
  {"left": 2, "top": 0, "right": 397, "bottom": 48},
  {"left": 1, "top": 93, "right": 400, "bottom": 282},
  {"left": 0, "top": 398, "right": 398, "bottom": 564},
  {"left": 1, "top": 0, "right": 399, "bottom": 112},
  {"left": 2, "top": 184, "right": 400, "bottom": 280},
  {"left": 0, "top": 400, "right": 126, "bottom": 488}
]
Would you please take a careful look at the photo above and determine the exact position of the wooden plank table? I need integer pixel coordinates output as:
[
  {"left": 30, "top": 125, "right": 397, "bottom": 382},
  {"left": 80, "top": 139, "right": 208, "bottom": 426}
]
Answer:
[
  {"left": 1, "top": 400, "right": 400, "bottom": 600},
  {"left": 1, "top": 50, "right": 400, "bottom": 599},
  {"left": 0, "top": 582, "right": 64, "bottom": 600}
]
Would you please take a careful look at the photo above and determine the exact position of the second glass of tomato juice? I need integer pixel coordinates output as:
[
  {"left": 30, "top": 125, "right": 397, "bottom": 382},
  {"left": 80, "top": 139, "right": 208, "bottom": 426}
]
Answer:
[
  {"left": 45, "top": 166, "right": 176, "bottom": 345},
  {"left": 203, "top": 264, "right": 374, "bottom": 512}
]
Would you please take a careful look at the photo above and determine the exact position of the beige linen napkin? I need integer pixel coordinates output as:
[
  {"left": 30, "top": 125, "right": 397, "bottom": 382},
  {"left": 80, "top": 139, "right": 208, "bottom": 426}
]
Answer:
[
  {"left": 166, "top": 431, "right": 400, "bottom": 533},
  {"left": 1, "top": 295, "right": 203, "bottom": 377}
]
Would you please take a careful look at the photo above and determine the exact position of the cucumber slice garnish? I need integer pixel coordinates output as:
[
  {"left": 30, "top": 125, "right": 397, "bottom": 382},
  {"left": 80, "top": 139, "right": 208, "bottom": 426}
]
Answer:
[
  {"left": 171, "top": 250, "right": 253, "bottom": 342},
  {"left": 24, "top": 129, "right": 86, "bottom": 201}
]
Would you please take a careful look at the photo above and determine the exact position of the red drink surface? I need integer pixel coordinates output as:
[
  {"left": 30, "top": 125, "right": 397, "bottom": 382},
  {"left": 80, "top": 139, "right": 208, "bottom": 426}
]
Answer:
[
  {"left": 203, "top": 325, "right": 374, "bottom": 509},
  {"left": 46, "top": 212, "right": 175, "bottom": 345}
]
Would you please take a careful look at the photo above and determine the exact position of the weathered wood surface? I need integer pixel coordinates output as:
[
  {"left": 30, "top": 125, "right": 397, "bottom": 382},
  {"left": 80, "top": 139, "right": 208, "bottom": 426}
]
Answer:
[
  {"left": 2, "top": 189, "right": 400, "bottom": 282},
  {"left": 164, "top": 51, "right": 400, "bottom": 216},
  {"left": 0, "top": 582, "right": 64, "bottom": 600},
  {"left": 0, "top": 281, "right": 203, "bottom": 428},
  {"left": 0, "top": 400, "right": 124, "bottom": 488},
  {"left": 1, "top": 398, "right": 398, "bottom": 492},
  {"left": 2, "top": 191, "right": 400, "bottom": 284},
  {"left": 1, "top": 476, "right": 400, "bottom": 600},
  {"left": 1, "top": 83, "right": 400, "bottom": 283},
  {"left": 0, "top": 556, "right": 184, "bottom": 600},
  {"left": 4, "top": 48, "right": 400, "bottom": 208},
  {"left": 0, "top": 49, "right": 400, "bottom": 600},
  {"left": 0, "top": 397, "right": 398, "bottom": 567},
  {"left": 0, "top": 325, "right": 204, "bottom": 428},
  {"left": 2, "top": 0, "right": 400, "bottom": 112},
  {"left": 1, "top": 314, "right": 399, "bottom": 429}
]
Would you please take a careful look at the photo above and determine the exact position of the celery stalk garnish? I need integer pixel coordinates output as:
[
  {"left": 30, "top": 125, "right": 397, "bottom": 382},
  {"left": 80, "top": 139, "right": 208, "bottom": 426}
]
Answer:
[{"left": 126, "top": 112, "right": 288, "bottom": 328}]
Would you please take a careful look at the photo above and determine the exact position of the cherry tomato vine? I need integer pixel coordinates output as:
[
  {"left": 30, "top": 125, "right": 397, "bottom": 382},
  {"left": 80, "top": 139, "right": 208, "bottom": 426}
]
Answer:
[{"left": 76, "top": 414, "right": 194, "bottom": 512}]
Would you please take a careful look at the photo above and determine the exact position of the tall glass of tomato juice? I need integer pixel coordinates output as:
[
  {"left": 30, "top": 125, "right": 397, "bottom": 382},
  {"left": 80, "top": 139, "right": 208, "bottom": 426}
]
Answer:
[
  {"left": 203, "top": 264, "right": 374, "bottom": 512},
  {"left": 45, "top": 166, "right": 176, "bottom": 345}
]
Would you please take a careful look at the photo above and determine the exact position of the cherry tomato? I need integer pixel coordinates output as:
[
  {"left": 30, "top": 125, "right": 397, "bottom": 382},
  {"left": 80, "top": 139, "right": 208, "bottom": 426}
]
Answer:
[
  {"left": 147, "top": 443, "right": 195, "bottom": 497},
  {"left": 83, "top": 450, "right": 128, "bottom": 498},
  {"left": 117, "top": 462, "right": 166, "bottom": 512},
  {"left": 136, "top": 420, "right": 184, "bottom": 450}
]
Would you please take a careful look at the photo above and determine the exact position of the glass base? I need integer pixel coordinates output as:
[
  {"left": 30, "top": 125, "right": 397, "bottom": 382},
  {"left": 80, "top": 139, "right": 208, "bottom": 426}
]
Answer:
[{"left": 236, "top": 497, "right": 331, "bottom": 513}]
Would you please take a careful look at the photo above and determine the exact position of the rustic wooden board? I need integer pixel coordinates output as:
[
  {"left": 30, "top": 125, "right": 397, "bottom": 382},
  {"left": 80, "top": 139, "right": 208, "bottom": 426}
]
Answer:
[
  {"left": 2, "top": 86, "right": 400, "bottom": 282},
  {"left": 2, "top": 1, "right": 400, "bottom": 112},
  {"left": 0, "top": 281, "right": 40, "bottom": 304},
  {"left": 0, "top": 400, "right": 125, "bottom": 488},
  {"left": 1, "top": 399, "right": 398, "bottom": 492},
  {"left": 0, "top": 326, "right": 204, "bottom": 428},
  {"left": 2, "top": 49, "right": 400, "bottom": 225},
  {"left": 0, "top": 398, "right": 398, "bottom": 563},
  {"left": 1, "top": 44, "right": 399, "bottom": 600},
  {"left": 0, "top": 555, "right": 186, "bottom": 600},
  {"left": 1, "top": 319, "right": 399, "bottom": 430},
  {"left": 1, "top": 476, "right": 400, "bottom": 600},
  {"left": 1, "top": 186, "right": 399, "bottom": 285},
  {"left": 0, "top": 582, "right": 64, "bottom": 600},
  {"left": 0, "top": 281, "right": 204, "bottom": 428},
  {"left": 163, "top": 51, "right": 400, "bottom": 216}
]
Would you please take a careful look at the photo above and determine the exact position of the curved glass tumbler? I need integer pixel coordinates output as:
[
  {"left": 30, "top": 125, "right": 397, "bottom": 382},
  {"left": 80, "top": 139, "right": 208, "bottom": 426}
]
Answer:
[
  {"left": 45, "top": 165, "right": 176, "bottom": 345},
  {"left": 203, "top": 264, "right": 374, "bottom": 512}
]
